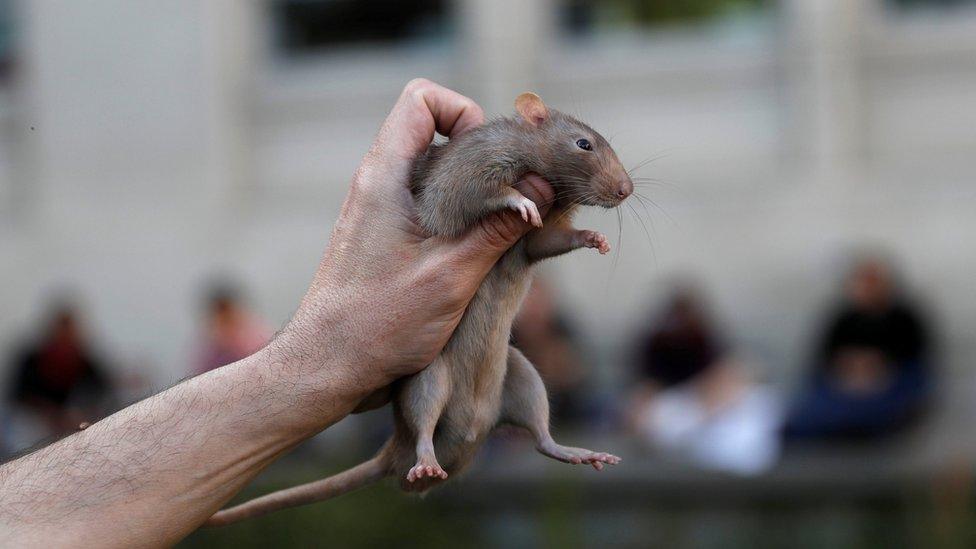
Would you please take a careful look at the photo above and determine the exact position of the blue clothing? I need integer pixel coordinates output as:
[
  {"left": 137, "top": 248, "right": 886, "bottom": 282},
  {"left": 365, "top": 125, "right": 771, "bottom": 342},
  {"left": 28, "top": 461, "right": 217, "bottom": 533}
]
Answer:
[
  {"left": 784, "top": 299, "right": 933, "bottom": 440},
  {"left": 783, "top": 360, "right": 930, "bottom": 438}
]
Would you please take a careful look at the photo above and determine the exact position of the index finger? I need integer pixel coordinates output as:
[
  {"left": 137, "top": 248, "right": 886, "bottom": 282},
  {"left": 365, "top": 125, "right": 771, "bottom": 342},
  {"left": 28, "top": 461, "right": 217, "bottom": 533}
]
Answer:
[
  {"left": 417, "top": 81, "right": 485, "bottom": 138},
  {"left": 390, "top": 79, "right": 486, "bottom": 159}
]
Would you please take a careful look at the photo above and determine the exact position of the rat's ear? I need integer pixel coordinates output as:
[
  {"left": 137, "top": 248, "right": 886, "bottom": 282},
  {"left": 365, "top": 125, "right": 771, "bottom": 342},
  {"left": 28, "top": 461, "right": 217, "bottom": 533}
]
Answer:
[{"left": 515, "top": 92, "right": 549, "bottom": 126}]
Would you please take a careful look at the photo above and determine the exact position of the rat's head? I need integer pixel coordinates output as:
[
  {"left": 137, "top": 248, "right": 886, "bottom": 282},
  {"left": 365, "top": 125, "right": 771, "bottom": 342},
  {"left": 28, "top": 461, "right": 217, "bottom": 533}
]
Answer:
[{"left": 515, "top": 92, "right": 632, "bottom": 208}]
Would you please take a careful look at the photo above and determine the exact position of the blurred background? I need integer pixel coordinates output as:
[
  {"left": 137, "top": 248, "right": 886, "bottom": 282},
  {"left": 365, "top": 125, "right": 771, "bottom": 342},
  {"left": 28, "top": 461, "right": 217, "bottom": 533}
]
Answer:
[{"left": 2, "top": 0, "right": 976, "bottom": 547}]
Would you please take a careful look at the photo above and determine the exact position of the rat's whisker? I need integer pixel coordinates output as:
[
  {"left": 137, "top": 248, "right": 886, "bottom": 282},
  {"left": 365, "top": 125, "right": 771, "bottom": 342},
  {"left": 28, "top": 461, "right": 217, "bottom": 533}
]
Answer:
[
  {"left": 627, "top": 149, "right": 677, "bottom": 176},
  {"left": 612, "top": 203, "right": 623, "bottom": 274},
  {"left": 631, "top": 177, "right": 680, "bottom": 191},
  {"left": 633, "top": 191, "right": 675, "bottom": 226},
  {"left": 626, "top": 201, "right": 656, "bottom": 264},
  {"left": 629, "top": 191, "right": 655, "bottom": 225},
  {"left": 552, "top": 192, "right": 596, "bottom": 225},
  {"left": 627, "top": 153, "right": 668, "bottom": 175}
]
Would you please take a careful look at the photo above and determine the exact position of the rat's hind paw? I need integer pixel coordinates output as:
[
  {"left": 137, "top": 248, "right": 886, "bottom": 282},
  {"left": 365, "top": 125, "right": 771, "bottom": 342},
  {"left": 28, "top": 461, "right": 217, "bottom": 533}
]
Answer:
[
  {"left": 538, "top": 441, "right": 621, "bottom": 471},
  {"left": 580, "top": 451, "right": 621, "bottom": 471},
  {"left": 506, "top": 194, "right": 543, "bottom": 228},
  {"left": 579, "top": 230, "right": 611, "bottom": 255},
  {"left": 407, "top": 456, "right": 448, "bottom": 482}
]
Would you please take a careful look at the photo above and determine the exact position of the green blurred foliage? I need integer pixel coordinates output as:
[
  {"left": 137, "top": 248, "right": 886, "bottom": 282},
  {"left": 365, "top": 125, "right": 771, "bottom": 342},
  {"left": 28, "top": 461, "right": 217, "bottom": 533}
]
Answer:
[
  {"left": 181, "top": 458, "right": 976, "bottom": 549},
  {"left": 562, "top": 0, "right": 770, "bottom": 32},
  {"left": 181, "top": 466, "right": 475, "bottom": 548},
  {"left": 610, "top": 0, "right": 769, "bottom": 25},
  {"left": 887, "top": 0, "right": 976, "bottom": 10}
]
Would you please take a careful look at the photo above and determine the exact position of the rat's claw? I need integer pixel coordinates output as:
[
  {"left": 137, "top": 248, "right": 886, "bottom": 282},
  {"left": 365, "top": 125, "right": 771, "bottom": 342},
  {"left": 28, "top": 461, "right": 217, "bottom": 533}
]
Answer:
[{"left": 507, "top": 194, "right": 543, "bottom": 228}]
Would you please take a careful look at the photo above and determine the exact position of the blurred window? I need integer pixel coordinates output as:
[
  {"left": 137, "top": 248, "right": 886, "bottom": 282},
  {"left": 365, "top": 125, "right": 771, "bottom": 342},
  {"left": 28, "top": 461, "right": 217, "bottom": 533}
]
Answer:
[
  {"left": 270, "top": 0, "right": 452, "bottom": 56},
  {"left": 0, "top": 0, "right": 13, "bottom": 213},
  {"left": 0, "top": 0, "right": 14, "bottom": 85},
  {"left": 885, "top": 0, "right": 976, "bottom": 11},
  {"left": 559, "top": 0, "right": 772, "bottom": 36}
]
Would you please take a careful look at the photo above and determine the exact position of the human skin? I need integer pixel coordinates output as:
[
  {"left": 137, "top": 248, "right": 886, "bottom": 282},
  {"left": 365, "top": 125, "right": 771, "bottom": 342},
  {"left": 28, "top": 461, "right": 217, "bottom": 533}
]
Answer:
[{"left": 0, "top": 79, "right": 554, "bottom": 548}]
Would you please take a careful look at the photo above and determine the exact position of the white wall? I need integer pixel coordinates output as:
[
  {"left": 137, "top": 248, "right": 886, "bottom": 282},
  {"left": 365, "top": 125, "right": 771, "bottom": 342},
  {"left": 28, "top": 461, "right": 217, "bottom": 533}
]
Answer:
[
  {"left": 0, "top": 0, "right": 254, "bottom": 391},
  {"left": 1, "top": 0, "right": 975, "bottom": 396}
]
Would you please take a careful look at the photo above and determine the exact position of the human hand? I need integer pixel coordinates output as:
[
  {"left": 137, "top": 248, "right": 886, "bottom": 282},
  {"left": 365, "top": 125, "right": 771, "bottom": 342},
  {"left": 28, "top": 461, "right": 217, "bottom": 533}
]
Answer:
[
  {"left": 833, "top": 347, "right": 891, "bottom": 394},
  {"left": 276, "top": 79, "right": 554, "bottom": 401},
  {"left": 0, "top": 80, "right": 553, "bottom": 546}
]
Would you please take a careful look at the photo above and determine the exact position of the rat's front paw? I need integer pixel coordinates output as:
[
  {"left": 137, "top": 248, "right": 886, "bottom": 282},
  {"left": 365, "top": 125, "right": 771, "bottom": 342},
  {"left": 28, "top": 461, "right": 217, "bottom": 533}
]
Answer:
[
  {"left": 579, "top": 230, "right": 611, "bottom": 255},
  {"left": 505, "top": 194, "right": 543, "bottom": 228}
]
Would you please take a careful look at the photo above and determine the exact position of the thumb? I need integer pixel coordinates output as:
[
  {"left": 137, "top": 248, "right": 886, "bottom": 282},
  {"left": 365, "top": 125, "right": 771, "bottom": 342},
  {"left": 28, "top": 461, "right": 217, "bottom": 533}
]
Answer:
[{"left": 447, "top": 175, "right": 555, "bottom": 271}]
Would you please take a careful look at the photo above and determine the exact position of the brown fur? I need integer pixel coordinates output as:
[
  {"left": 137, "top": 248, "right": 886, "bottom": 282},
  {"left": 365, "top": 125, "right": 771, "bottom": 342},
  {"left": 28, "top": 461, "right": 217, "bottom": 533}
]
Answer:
[{"left": 206, "top": 94, "right": 631, "bottom": 526}]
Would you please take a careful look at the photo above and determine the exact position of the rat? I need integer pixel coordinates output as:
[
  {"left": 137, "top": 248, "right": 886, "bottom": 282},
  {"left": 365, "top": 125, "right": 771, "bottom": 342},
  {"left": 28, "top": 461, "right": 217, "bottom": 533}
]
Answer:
[{"left": 206, "top": 92, "right": 633, "bottom": 527}]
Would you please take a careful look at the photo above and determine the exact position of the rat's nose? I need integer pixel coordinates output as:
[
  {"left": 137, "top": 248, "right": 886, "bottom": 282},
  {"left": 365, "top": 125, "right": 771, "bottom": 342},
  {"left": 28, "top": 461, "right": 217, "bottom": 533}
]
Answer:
[{"left": 616, "top": 179, "right": 633, "bottom": 200}]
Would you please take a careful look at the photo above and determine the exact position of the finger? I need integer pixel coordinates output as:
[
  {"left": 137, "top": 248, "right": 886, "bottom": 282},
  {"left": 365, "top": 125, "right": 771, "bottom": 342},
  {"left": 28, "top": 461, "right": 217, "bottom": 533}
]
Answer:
[
  {"left": 388, "top": 78, "right": 485, "bottom": 161},
  {"left": 419, "top": 82, "right": 485, "bottom": 139},
  {"left": 351, "top": 79, "right": 486, "bottom": 207},
  {"left": 445, "top": 174, "right": 555, "bottom": 272},
  {"left": 517, "top": 175, "right": 555, "bottom": 211},
  {"left": 529, "top": 204, "right": 543, "bottom": 227}
]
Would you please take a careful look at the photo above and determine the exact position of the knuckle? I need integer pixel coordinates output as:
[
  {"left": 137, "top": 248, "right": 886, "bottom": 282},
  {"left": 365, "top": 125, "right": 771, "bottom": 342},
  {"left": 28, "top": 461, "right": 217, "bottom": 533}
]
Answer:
[
  {"left": 346, "top": 172, "right": 381, "bottom": 207},
  {"left": 404, "top": 77, "right": 433, "bottom": 98},
  {"left": 414, "top": 262, "right": 450, "bottom": 293},
  {"left": 444, "top": 279, "right": 470, "bottom": 304},
  {"left": 417, "top": 263, "right": 468, "bottom": 305},
  {"left": 460, "top": 96, "right": 480, "bottom": 114},
  {"left": 479, "top": 213, "right": 522, "bottom": 248}
]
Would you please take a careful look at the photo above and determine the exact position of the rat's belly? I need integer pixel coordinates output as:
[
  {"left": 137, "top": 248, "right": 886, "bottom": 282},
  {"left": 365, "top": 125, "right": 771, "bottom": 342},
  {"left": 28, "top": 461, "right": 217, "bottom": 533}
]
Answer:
[
  {"left": 419, "top": 248, "right": 532, "bottom": 467},
  {"left": 440, "top": 248, "right": 530, "bottom": 374}
]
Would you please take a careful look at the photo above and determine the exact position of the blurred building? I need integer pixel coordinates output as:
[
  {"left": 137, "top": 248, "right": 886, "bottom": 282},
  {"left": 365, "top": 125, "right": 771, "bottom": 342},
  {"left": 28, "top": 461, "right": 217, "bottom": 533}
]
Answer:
[
  {"left": 1, "top": 1, "right": 976, "bottom": 546},
  {"left": 0, "top": 0, "right": 974, "bottom": 411}
]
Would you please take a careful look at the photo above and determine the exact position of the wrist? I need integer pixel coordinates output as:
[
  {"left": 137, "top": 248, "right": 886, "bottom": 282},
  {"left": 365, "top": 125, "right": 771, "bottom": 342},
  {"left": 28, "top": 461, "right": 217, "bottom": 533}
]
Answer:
[{"left": 263, "top": 302, "right": 382, "bottom": 422}]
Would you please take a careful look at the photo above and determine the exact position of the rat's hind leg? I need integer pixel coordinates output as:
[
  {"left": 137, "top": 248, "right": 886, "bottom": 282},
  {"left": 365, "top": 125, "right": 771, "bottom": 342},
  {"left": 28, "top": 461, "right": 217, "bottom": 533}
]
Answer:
[
  {"left": 401, "top": 357, "right": 452, "bottom": 482},
  {"left": 500, "top": 346, "right": 620, "bottom": 470}
]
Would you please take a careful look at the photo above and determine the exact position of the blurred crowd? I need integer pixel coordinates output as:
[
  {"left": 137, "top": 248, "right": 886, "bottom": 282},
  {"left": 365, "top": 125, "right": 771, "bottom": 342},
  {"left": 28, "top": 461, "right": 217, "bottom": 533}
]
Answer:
[
  {"left": 1, "top": 282, "right": 271, "bottom": 457},
  {"left": 623, "top": 255, "right": 934, "bottom": 473},
  {"left": 511, "top": 252, "right": 936, "bottom": 474},
  {"left": 2, "top": 255, "right": 937, "bottom": 473}
]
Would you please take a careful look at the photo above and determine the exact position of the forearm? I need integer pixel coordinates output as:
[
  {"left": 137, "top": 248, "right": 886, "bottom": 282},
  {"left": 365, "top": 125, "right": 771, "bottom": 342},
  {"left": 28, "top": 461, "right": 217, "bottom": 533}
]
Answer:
[
  {"left": 0, "top": 78, "right": 546, "bottom": 547},
  {"left": 0, "top": 332, "right": 361, "bottom": 548}
]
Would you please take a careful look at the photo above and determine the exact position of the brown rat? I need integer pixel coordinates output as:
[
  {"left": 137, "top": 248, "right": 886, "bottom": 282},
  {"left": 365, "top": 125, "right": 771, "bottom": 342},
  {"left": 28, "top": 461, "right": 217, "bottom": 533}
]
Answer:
[{"left": 206, "top": 92, "right": 632, "bottom": 526}]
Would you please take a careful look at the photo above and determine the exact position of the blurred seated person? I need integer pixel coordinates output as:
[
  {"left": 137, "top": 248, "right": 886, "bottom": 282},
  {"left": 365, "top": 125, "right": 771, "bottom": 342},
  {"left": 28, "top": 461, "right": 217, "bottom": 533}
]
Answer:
[
  {"left": 510, "top": 278, "right": 587, "bottom": 425},
  {"left": 195, "top": 283, "right": 271, "bottom": 374},
  {"left": 629, "top": 286, "right": 780, "bottom": 474},
  {"left": 783, "top": 256, "right": 933, "bottom": 440},
  {"left": 5, "top": 303, "right": 114, "bottom": 452},
  {"left": 628, "top": 285, "right": 728, "bottom": 419}
]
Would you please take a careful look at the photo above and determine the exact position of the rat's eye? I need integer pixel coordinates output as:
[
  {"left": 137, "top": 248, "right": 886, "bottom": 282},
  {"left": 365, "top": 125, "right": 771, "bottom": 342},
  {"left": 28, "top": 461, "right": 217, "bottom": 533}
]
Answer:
[{"left": 576, "top": 138, "right": 592, "bottom": 151}]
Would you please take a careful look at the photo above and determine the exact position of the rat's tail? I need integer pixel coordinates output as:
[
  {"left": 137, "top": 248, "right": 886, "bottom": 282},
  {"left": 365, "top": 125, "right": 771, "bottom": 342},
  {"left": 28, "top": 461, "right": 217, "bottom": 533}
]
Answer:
[{"left": 205, "top": 448, "right": 391, "bottom": 527}]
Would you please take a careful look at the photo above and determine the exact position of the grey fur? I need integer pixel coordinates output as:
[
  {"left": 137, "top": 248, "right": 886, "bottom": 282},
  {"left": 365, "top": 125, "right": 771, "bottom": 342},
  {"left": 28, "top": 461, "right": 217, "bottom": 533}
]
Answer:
[{"left": 206, "top": 106, "right": 630, "bottom": 527}]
